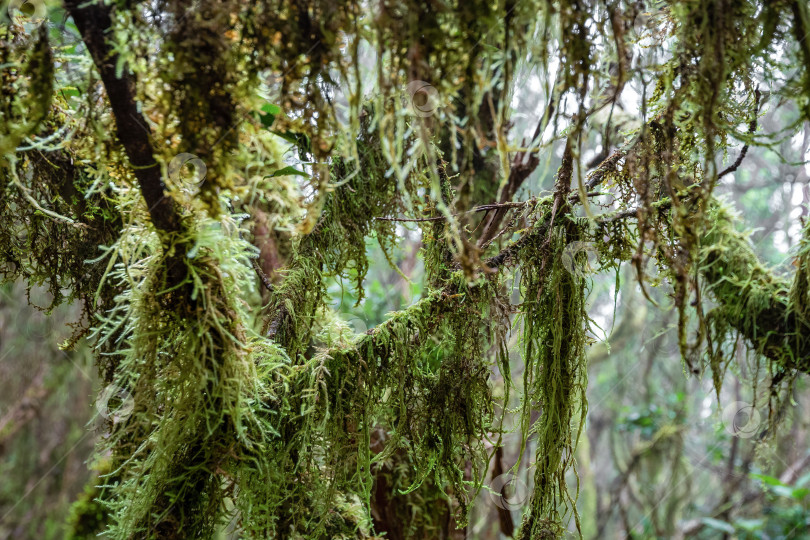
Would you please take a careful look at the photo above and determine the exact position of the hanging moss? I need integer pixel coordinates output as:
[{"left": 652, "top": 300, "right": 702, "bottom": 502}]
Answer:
[
  {"left": 88, "top": 212, "right": 290, "bottom": 538},
  {"left": 321, "top": 278, "right": 508, "bottom": 520},
  {"left": 3, "top": 1, "right": 810, "bottom": 539},
  {"left": 515, "top": 222, "right": 589, "bottom": 539},
  {"left": 263, "top": 122, "right": 411, "bottom": 357},
  {"left": 66, "top": 457, "right": 114, "bottom": 540}
]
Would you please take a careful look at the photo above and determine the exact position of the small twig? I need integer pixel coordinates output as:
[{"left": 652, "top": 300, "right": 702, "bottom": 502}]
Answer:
[
  {"left": 9, "top": 160, "right": 86, "bottom": 228},
  {"left": 598, "top": 197, "right": 678, "bottom": 224},
  {"left": 584, "top": 150, "right": 624, "bottom": 191},
  {"left": 374, "top": 215, "right": 445, "bottom": 223},
  {"left": 374, "top": 201, "right": 530, "bottom": 223},
  {"left": 375, "top": 191, "right": 608, "bottom": 224},
  {"left": 251, "top": 258, "right": 275, "bottom": 292},
  {"left": 599, "top": 208, "right": 640, "bottom": 223},
  {"left": 718, "top": 89, "right": 761, "bottom": 180}
]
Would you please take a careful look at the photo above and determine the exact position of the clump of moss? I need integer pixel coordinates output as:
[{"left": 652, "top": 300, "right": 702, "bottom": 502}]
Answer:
[
  {"left": 698, "top": 202, "right": 809, "bottom": 388},
  {"left": 263, "top": 122, "right": 412, "bottom": 357},
  {"left": 92, "top": 212, "right": 289, "bottom": 538}
]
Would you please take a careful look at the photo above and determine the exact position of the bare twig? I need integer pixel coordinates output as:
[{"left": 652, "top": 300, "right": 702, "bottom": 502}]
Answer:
[
  {"left": 251, "top": 258, "right": 275, "bottom": 292},
  {"left": 717, "top": 89, "right": 761, "bottom": 180},
  {"left": 374, "top": 191, "right": 608, "bottom": 224},
  {"left": 477, "top": 118, "right": 549, "bottom": 246}
]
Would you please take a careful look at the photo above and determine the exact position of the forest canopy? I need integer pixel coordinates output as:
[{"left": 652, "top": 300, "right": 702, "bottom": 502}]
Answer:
[{"left": 1, "top": 0, "right": 810, "bottom": 538}]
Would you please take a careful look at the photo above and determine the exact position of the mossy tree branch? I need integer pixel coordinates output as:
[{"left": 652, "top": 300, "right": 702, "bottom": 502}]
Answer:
[
  {"left": 6, "top": 1, "right": 807, "bottom": 537},
  {"left": 64, "top": 0, "right": 181, "bottom": 235},
  {"left": 699, "top": 204, "right": 810, "bottom": 374}
]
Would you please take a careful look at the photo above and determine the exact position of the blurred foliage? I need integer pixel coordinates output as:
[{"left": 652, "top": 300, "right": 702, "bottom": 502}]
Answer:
[{"left": 0, "top": 283, "right": 96, "bottom": 539}]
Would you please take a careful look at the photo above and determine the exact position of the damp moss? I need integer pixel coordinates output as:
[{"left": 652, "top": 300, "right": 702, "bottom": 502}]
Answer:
[{"left": 2, "top": 1, "right": 809, "bottom": 539}]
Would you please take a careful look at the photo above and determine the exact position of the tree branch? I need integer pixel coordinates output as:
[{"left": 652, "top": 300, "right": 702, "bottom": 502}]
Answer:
[
  {"left": 374, "top": 192, "right": 607, "bottom": 223},
  {"left": 64, "top": 0, "right": 181, "bottom": 234},
  {"left": 477, "top": 148, "right": 541, "bottom": 246}
]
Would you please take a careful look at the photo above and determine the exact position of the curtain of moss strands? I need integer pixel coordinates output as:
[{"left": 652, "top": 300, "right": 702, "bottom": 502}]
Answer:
[{"left": 516, "top": 226, "right": 589, "bottom": 538}]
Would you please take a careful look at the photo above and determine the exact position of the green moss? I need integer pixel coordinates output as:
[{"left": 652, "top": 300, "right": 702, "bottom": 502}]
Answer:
[
  {"left": 699, "top": 201, "right": 810, "bottom": 378},
  {"left": 2, "top": 1, "right": 809, "bottom": 538},
  {"left": 516, "top": 223, "right": 589, "bottom": 539}
]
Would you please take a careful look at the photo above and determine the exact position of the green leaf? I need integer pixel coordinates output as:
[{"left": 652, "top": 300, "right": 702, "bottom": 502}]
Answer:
[
  {"left": 256, "top": 103, "right": 280, "bottom": 128},
  {"left": 271, "top": 130, "right": 311, "bottom": 154},
  {"left": 751, "top": 473, "right": 784, "bottom": 486},
  {"left": 700, "top": 517, "right": 735, "bottom": 534},
  {"left": 267, "top": 166, "right": 310, "bottom": 178},
  {"left": 795, "top": 471, "right": 810, "bottom": 488},
  {"left": 790, "top": 487, "right": 810, "bottom": 500},
  {"left": 734, "top": 518, "right": 764, "bottom": 532},
  {"left": 60, "top": 87, "right": 80, "bottom": 100}
]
